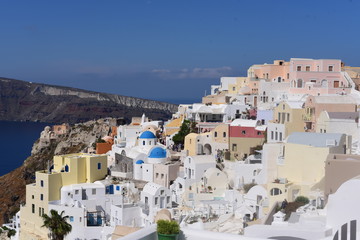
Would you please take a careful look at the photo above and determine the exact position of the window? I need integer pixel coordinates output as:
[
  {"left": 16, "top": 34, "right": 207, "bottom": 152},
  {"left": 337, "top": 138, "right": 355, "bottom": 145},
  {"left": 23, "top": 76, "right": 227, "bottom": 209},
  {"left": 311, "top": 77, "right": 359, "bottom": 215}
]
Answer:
[
  {"left": 143, "top": 141, "right": 145, "bottom": 145},
  {"left": 40, "top": 180, "right": 44, "bottom": 187},
  {"left": 80, "top": 217, "right": 82, "bottom": 222},
  {"left": 92, "top": 189, "right": 96, "bottom": 195},
  {"left": 287, "top": 73, "right": 289, "bottom": 79},
  {"left": 329, "top": 66, "right": 333, "bottom": 72},
  {"left": 40, "top": 194, "right": 43, "bottom": 201},
  {"left": 161, "top": 174, "right": 164, "bottom": 179},
  {"left": 156, "top": 173, "right": 159, "bottom": 178},
  {"left": 155, "top": 197, "right": 158, "bottom": 205},
  {"left": 214, "top": 131, "right": 218, "bottom": 137},
  {"left": 271, "top": 131, "right": 274, "bottom": 140},
  {"left": 297, "top": 66, "right": 301, "bottom": 71},
  {"left": 297, "top": 79, "right": 303, "bottom": 88},
  {"left": 39, "top": 207, "right": 42, "bottom": 216},
  {"left": 282, "top": 104, "right": 285, "bottom": 110},
  {"left": 75, "top": 190, "right": 79, "bottom": 195},
  {"left": 223, "top": 132, "right": 226, "bottom": 137},
  {"left": 257, "top": 131, "right": 262, "bottom": 136},
  {"left": 32, "top": 195, "right": 34, "bottom": 199},
  {"left": 167, "top": 196, "right": 170, "bottom": 204},
  {"left": 287, "top": 113, "right": 290, "bottom": 122},
  {"left": 270, "top": 188, "right": 282, "bottom": 196},
  {"left": 116, "top": 186, "right": 120, "bottom": 191},
  {"left": 279, "top": 132, "right": 282, "bottom": 141},
  {"left": 232, "top": 144, "right": 237, "bottom": 151},
  {"left": 233, "top": 87, "right": 236, "bottom": 91},
  {"left": 242, "top": 130, "right": 246, "bottom": 135},
  {"left": 32, "top": 204, "right": 35, "bottom": 214},
  {"left": 275, "top": 132, "right": 278, "bottom": 140},
  {"left": 306, "top": 66, "right": 310, "bottom": 71},
  {"left": 97, "top": 163, "right": 101, "bottom": 170},
  {"left": 70, "top": 216, "right": 74, "bottom": 222},
  {"left": 160, "top": 190, "right": 164, "bottom": 195}
]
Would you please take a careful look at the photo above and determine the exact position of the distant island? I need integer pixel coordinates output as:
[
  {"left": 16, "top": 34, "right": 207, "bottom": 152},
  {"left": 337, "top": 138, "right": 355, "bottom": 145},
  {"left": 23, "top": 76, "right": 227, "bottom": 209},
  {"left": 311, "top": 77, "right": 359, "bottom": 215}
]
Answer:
[{"left": 0, "top": 77, "right": 178, "bottom": 124}]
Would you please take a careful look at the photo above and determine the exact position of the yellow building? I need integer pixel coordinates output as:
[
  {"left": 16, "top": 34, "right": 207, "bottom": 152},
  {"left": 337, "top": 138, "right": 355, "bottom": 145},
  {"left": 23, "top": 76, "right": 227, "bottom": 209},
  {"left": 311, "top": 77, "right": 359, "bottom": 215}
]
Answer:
[
  {"left": 267, "top": 101, "right": 305, "bottom": 143},
  {"left": 20, "top": 153, "right": 107, "bottom": 240},
  {"left": 184, "top": 133, "right": 202, "bottom": 156},
  {"left": 184, "top": 124, "right": 229, "bottom": 157},
  {"left": 267, "top": 133, "right": 348, "bottom": 207},
  {"left": 228, "top": 77, "right": 248, "bottom": 95},
  {"left": 164, "top": 115, "right": 184, "bottom": 137}
]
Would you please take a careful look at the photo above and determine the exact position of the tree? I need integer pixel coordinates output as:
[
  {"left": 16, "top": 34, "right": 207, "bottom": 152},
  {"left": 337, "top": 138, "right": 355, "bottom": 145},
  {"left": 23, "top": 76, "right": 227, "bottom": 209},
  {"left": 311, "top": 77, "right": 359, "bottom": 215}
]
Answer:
[
  {"left": 42, "top": 209, "right": 72, "bottom": 240},
  {"left": 172, "top": 120, "right": 196, "bottom": 145}
]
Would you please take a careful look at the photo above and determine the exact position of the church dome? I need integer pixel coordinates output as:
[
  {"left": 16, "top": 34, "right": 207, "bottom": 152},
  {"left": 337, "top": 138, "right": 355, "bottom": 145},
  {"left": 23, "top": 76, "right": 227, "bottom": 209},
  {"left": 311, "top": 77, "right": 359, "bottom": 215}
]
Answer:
[
  {"left": 135, "top": 160, "right": 144, "bottom": 164},
  {"left": 139, "top": 131, "right": 156, "bottom": 139},
  {"left": 148, "top": 147, "right": 167, "bottom": 158}
]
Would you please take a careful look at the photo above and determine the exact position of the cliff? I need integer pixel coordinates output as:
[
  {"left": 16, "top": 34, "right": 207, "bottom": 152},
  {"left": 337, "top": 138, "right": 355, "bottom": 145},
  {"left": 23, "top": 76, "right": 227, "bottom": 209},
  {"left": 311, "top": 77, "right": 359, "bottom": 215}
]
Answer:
[
  {"left": 0, "top": 77, "right": 178, "bottom": 123},
  {"left": 0, "top": 118, "right": 119, "bottom": 224}
]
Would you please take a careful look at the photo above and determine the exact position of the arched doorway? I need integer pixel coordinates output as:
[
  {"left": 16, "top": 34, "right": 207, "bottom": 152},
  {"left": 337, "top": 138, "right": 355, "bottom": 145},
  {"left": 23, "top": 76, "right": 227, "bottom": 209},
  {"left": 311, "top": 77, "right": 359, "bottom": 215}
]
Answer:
[{"left": 204, "top": 144, "right": 212, "bottom": 155}]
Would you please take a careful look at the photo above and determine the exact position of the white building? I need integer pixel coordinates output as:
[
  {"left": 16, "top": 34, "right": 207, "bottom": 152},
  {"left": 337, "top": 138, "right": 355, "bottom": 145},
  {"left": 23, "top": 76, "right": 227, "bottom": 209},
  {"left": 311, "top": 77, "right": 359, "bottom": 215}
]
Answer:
[
  {"left": 184, "top": 155, "right": 216, "bottom": 183},
  {"left": 140, "top": 182, "right": 172, "bottom": 226}
]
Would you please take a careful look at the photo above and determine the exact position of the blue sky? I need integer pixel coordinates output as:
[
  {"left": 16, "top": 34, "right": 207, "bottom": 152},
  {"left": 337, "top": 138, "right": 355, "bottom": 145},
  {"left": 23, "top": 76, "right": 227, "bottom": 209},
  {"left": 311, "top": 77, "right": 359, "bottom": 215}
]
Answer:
[{"left": 0, "top": 0, "right": 359, "bottom": 103}]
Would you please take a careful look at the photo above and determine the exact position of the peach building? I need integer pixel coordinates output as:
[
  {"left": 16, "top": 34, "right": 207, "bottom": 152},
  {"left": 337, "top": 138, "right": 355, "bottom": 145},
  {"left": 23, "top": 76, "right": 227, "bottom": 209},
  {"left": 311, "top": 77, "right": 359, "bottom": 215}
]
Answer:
[
  {"left": 153, "top": 163, "right": 180, "bottom": 188},
  {"left": 303, "top": 95, "right": 357, "bottom": 131},
  {"left": 247, "top": 60, "right": 290, "bottom": 83},
  {"left": 325, "top": 154, "right": 360, "bottom": 202},
  {"left": 52, "top": 123, "right": 70, "bottom": 135}
]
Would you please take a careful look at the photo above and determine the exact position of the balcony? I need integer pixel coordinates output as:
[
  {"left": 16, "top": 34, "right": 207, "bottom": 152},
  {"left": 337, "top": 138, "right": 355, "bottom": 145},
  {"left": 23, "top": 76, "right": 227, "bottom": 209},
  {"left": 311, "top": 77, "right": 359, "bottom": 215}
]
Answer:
[{"left": 302, "top": 114, "right": 313, "bottom": 122}]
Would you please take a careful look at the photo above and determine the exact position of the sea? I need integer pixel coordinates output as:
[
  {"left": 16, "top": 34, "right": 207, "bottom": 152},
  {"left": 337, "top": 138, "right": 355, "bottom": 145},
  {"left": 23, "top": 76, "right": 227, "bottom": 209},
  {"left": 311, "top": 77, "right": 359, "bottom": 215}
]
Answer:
[{"left": 0, "top": 121, "right": 49, "bottom": 176}]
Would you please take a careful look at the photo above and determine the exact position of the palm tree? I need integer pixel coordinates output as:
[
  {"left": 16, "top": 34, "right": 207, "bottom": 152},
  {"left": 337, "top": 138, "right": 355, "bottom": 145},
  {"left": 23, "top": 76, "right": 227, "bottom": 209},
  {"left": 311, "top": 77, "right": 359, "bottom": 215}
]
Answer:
[{"left": 41, "top": 209, "right": 72, "bottom": 240}]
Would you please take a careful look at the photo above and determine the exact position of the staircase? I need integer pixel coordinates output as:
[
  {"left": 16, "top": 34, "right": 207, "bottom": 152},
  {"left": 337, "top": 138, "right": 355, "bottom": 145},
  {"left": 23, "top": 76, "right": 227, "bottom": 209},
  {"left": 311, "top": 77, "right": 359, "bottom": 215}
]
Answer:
[{"left": 352, "top": 141, "right": 359, "bottom": 155}]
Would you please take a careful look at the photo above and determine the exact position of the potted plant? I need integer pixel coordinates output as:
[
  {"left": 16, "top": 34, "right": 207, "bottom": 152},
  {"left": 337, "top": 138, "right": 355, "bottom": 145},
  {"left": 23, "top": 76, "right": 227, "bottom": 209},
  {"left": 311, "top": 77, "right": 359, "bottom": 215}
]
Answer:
[{"left": 157, "top": 219, "right": 180, "bottom": 240}]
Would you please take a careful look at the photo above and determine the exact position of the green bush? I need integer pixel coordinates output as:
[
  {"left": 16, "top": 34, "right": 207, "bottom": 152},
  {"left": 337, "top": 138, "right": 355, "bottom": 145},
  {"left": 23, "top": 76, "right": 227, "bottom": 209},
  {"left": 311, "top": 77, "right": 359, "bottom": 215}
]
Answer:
[
  {"left": 295, "top": 196, "right": 310, "bottom": 205},
  {"left": 7, "top": 229, "right": 16, "bottom": 237},
  {"left": 157, "top": 220, "right": 180, "bottom": 235}
]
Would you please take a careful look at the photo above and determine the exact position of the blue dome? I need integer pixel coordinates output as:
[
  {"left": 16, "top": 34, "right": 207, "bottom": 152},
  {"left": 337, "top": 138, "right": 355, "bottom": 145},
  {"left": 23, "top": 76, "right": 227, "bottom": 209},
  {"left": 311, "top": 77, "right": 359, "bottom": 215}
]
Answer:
[
  {"left": 148, "top": 147, "right": 167, "bottom": 158},
  {"left": 136, "top": 160, "right": 144, "bottom": 164},
  {"left": 139, "top": 131, "right": 156, "bottom": 139}
]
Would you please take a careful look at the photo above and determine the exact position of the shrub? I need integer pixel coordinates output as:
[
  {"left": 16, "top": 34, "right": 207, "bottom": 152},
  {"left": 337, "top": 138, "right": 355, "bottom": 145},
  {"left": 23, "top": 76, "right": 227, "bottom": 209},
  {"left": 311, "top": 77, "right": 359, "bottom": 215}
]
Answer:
[
  {"left": 157, "top": 220, "right": 180, "bottom": 235},
  {"left": 295, "top": 196, "right": 310, "bottom": 205}
]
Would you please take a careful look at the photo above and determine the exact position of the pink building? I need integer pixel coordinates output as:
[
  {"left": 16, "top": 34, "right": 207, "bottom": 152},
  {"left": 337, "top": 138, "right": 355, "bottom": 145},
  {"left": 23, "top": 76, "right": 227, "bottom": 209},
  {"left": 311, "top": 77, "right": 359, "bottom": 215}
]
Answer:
[
  {"left": 288, "top": 58, "right": 352, "bottom": 95},
  {"left": 247, "top": 58, "right": 353, "bottom": 103}
]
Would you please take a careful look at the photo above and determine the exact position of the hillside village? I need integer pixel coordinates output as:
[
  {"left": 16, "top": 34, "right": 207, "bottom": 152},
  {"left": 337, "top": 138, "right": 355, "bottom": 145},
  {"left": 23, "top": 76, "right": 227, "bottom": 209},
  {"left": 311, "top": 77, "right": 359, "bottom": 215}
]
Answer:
[{"left": 5, "top": 58, "right": 360, "bottom": 240}]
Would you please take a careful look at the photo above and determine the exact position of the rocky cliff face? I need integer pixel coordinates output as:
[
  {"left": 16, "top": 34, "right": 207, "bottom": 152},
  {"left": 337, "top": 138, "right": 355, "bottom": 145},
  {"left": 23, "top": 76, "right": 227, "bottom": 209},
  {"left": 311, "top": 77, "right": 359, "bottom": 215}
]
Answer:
[
  {"left": 0, "top": 118, "right": 127, "bottom": 225},
  {"left": 0, "top": 78, "right": 178, "bottom": 123}
]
